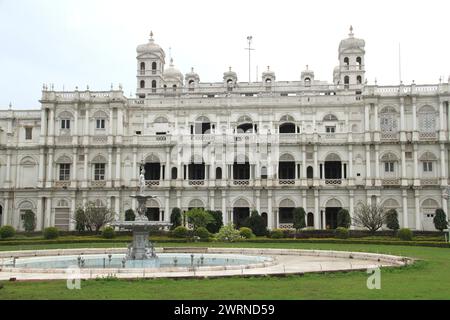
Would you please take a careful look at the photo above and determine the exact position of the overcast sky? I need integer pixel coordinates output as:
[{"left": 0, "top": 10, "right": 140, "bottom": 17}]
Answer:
[{"left": 1, "top": 0, "right": 449, "bottom": 109}]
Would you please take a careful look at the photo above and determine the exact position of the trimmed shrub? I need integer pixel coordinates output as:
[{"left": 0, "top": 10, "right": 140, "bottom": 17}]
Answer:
[
  {"left": 0, "top": 225, "right": 16, "bottom": 239},
  {"left": 398, "top": 228, "right": 413, "bottom": 241},
  {"left": 43, "top": 227, "right": 59, "bottom": 240},
  {"left": 125, "top": 209, "right": 135, "bottom": 222},
  {"left": 206, "top": 210, "right": 224, "bottom": 234},
  {"left": 170, "top": 208, "right": 182, "bottom": 230},
  {"left": 172, "top": 226, "right": 189, "bottom": 238},
  {"left": 194, "top": 227, "right": 210, "bottom": 240},
  {"left": 22, "top": 210, "right": 36, "bottom": 232},
  {"left": 269, "top": 229, "right": 285, "bottom": 239},
  {"left": 74, "top": 208, "right": 87, "bottom": 233},
  {"left": 434, "top": 208, "right": 448, "bottom": 231},
  {"left": 385, "top": 209, "right": 400, "bottom": 232},
  {"left": 216, "top": 224, "right": 242, "bottom": 242},
  {"left": 335, "top": 227, "right": 349, "bottom": 239},
  {"left": 244, "top": 210, "right": 268, "bottom": 236},
  {"left": 102, "top": 226, "right": 116, "bottom": 239},
  {"left": 239, "top": 227, "right": 255, "bottom": 239},
  {"left": 337, "top": 209, "right": 351, "bottom": 229},
  {"left": 186, "top": 208, "right": 214, "bottom": 230},
  {"left": 293, "top": 208, "right": 306, "bottom": 231}
]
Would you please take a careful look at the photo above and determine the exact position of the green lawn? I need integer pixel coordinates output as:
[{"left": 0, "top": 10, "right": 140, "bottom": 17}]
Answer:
[{"left": 0, "top": 242, "right": 449, "bottom": 300}]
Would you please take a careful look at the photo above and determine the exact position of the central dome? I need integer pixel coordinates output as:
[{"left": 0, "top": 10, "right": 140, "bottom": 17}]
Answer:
[{"left": 164, "top": 58, "right": 184, "bottom": 82}]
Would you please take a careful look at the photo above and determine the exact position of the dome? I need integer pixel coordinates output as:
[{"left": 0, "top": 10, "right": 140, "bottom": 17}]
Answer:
[
  {"left": 262, "top": 66, "right": 275, "bottom": 78},
  {"left": 163, "top": 58, "right": 184, "bottom": 82},
  {"left": 137, "top": 31, "right": 165, "bottom": 56},
  {"left": 338, "top": 26, "right": 365, "bottom": 54},
  {"left": 223, "top": 66, "right": 237, "bottom": 80},
  {"left": 185, "top": 67, "right": 200, "bottom": 82}
]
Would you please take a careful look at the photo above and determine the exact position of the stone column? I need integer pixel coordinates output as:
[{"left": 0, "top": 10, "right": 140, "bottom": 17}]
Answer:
[
  {"left": 375, "top": 145, "right": 380, "bottom": 185},
  {"left": 348, "top": 146, "right": 353, "bottom": 185},
  {"left": 400, "top": 97, "right": 406, "bottom": 141},
  {"left": 413, "top": 145, "right": 420, "bottom": 186},
  {"left": 132, "top": 148, "right": 137, "bottom": 186},
  {"left": 107, "top": 148, "right": 113, "bottom": 187},
  {"left": 268, "top": 190, "right": 273, "bottom": 229},
  {"left": 39, "top": 149, "right": 45, "bottom": 188},
  {"left": 439, "top": 100, "right": 445, "bottom": 132},
  {"left": 401, "top": 145, "right": 407, "bottom": 186},
  {"left": 36, "top": 197, "right": 43, "bottom": 231},
  {"left": 412, "top": 97, "right": 417, "bottom": 140},
  {"left": 440, "top": 144, "right": 447, "bottom": 186},
  {"left": 374, "top": 103, "right": 379, "bottom": 131},
  {"left": 73, "top": 108, "right": 78, "bottom": 145},
  {"left": 116, "top": 148, "right": 121, "bottom": 186},
  {"left": 314, "top": 190, "right": 320, "bottom": 229},
  {"left": 72, "top": 148, "right": 77, "bottom": 188},
  {"left": 46, "top": 197, "right": 52, "bottom": 228},
  {"left": 222, "top": 190, "right": 227, "bottom": 225},
  {"left": 364, "top": 104, "right": 370, "bottom": 132},
  {"left": 256, "top": 190, "right": 261, "bottom": 213},
  {"left": 117, "top": 108, "right": 124, "bottom": 136},
  {"left": 47, "top": 149, "right": 54, "bottom": 188},
  {"left": 109, "top": 108, "right": 114, "bottom": 136},
  {"left": 402, "top": 190, "right": 408, "bottom": 228},
  {"left": 49, "top": 108, "right": 55, "bottom": 138},
  {"left": 415, "top": 189, "right": 421, "bottom": 230},
  {"left": 2, "top": 198, "right": 9, "bottom": 227},
  {"left": 209, "top": 190, "right": 215, "bottom": 211},
  {"left": 84, "top": 107, "right": 90, "bottom": 145},
  {"left": 321, "top": 209, "right": 326, "bottom": 230},
  {"left": 83, "top": 148, "right": 89, "bottom": 188},
  {"left": 365, "top": 145, "right": 371, "bottom": 185},
  {"left": 40, "top": 108, "right": 47, "bottom": 144},
  {"left": 349, "top": 191, "right": 354, "bottom": 230},
  {"left": 5, "top": 151, "right": 11, "bottom": 185},
  {"left": 302, "top": 146, "right": 307, "bottom": 181},
  {"left": 447, "top": 101, "right": 450, "bottom": 141},
  {"left": 71, "top": 197, "right": 76, "bottom": 231}
]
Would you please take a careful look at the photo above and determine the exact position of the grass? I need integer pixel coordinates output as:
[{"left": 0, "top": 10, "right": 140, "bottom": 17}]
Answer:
[{"left": 0, "top": 241, "right": 449, "bottom": 299}]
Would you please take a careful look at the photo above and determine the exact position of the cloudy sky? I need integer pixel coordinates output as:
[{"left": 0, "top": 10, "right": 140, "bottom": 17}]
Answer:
[{"left": 1, "top": 0, "right": 449, "bottom": 109}]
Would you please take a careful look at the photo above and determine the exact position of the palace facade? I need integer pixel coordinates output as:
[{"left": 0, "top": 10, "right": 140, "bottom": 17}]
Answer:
[{"left": 1, "top": 28, "right": 449, "bottom": 231}]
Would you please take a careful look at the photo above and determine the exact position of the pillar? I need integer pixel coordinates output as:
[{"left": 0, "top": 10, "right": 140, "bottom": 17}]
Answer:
[
  {"left": 412, "top": 97, "right": 417, "bottom": 139},
  {"left": 364, "top": 104, "right": 370, "bottom": 132},
  {"left": 402, "top": 190, "right": 408, "bottom": 228},
  {"left": 375, "top": 145, "right": 380, "bottom": 183},
  {"left": 321, "top": 209, "right": 326, "bottom": 230},
  {"left": 72, "top": 148, "right": 77, "bottom": 187},
  {"left": 39, "top": 149, "right": 45, "bottom": 187},
  {"left": 109, "top": 108, "right": 114, "bottom": 136},
  {"left": 302, "top": 146, "right": 307, "bottom": 179},
  {"left": 40, "top": 108, "right": 48, "bottom": 144},
  {"left": 440, "top": 144, "right": 447, "bottom": 185},
  {"left": 374, "top": 103, "right": 379, "bottom": 131},
  {"left": 366, "top": 145, "right": 371, "bottom": 183},
  {"left": 6, "top": 151, "right": 11, "bottom": 184},
  {"left": 415, "top": 189, "right": 421, "bottom": 230},
  {"left": 313, "top": 146, "right": 319, "bottom": 179},
  {"left": 117, "top": 108, "right": 124, "bottom": 136},
  {"left": 116, "top": 148, "right": 121, "bottom": 185},
  {"left": 413, "top": 145, "right": 419, "bottom": 185},
  {"left": 2, "top": 198, "right": 9, "bottom": 226},
  {"left": 348, "top": 146, "right": 353, "bottom": 183},
  {"left": 71, "top": 197, "right": 76, "bottom": 231},
  {"left": 49, "top": 108, "right": 55, "bottom": 137},
  {"left": 83, "top": 148, "right": 89, "bottom": 187},
  {"left": 108, "top": 148, "right": 113, "bottom": 185},
  {"left": 209, "top": 190, "right": 215, "bottom": 211},
  {"left": 222, "top": 190, "right": 227, "bottom": 225},
  {"left": 47, "top": 149, "right": 54, "bottom": 187},
  {"left": 401, "top": 145, "right": 407, "bottom": 185},
  {"left": 45, "top": 197, "right": 52, "bottom": 228},
  {"left": 400, "top": 97, "right": 405, "bottom": 139},
  {"left": 439, "top": 100, "right": 445, "bottom": 132},
  {"left": 314, "top": 189, "right": 320, "bottom": 229},
  {"left": 268, "top": 190, "right": 273, "bottom": 229},
  {"left": 349, "top": 191, "right": 354, "bottom": 230}
]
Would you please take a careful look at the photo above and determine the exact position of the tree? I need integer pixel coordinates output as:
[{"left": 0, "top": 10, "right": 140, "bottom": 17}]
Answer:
[
  {"left": 186, "top": 208, "right": 214, "bottom": 231},
  {"left": 352, "top": 202, "right": 386, "bottom": 234},
  {"left": 125, "top": 209, "right": 135, "bottom": 221},
  {"left": 293, "top": 207, "right": 306, "bottom": 231},
  {"left": 74, "top": 208, "right": 87, "bottom": 233},
  {"left": 337, "top": 209, "right": 351, "bottom": 229},
  {"left": 244, "top": 210, "right": 267, "bottom": 236},
  {"left": 22, "top": 210, "right": 36, "bottom": 232},
  {"left": 170, "top": 208, "right": 182, "bottom": 230},
  {"left": 206, "top": 210, "right": 224, "bottom": 234},
  {"left": 434, "top": 208, "right": 448, "bottom": 231},
  {"left": 385, "top": 209, "right": 400, "bottom": 232},
  {"left": 216, "top": 224, "right": 242, "bottom": 242},
  {"left": 73, "top": 201, "right": 115, "bottom": 233}
]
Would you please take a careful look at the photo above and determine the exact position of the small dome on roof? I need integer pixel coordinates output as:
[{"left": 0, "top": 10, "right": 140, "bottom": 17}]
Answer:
[
  {"left": 262, "top": 66, "right": 276, "bottom": 79},
  {"left": 185, "top": 67, "right": 200, "bottom": 82},
  {"left": 223, "top": 66, "right": 237, "bottom": 79},
  {"left": 339, "top": 26, "right": 365, "bottom": 54},
  {"left": 137, "top": 31, "right": 165, "bottom": 57},
  {"left": 164, "top": 58, "right": 184, "bottom": 82}
]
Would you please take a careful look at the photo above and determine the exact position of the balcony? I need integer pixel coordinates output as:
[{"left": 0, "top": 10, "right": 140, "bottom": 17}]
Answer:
[
  {"left": 54, "top": 181, "right": 70, "bottom": 188},
  {"left": 382, "top": 178, "right": 400, "bottom": 186},
  {"left": 91, "top": 136, "right": 108, "bottom": 145},
  {"left": 56, "top": 136, "right": 72, "bottom": 145},
  {"left": 278, "top": 179, "right": 295, "bottom": 185},
  {"left": 419, "top": 132, "right": 438, "bottom": 141},
  {"left": 188, "top": 180, "right": 205, "bottom": 186},
  {"left": 91, "top": 180, "right": 106, "bottom": 188},
  {"left": 145, "top": 180, "right": 160, "bottom": 187},
  {"left": 380, "top": 132, "right": 399, "bottom": 142},
  {"left": 324, "top": 179, "right": 342, "bottom": 185},
  {"left": 233, "top": 179, "right": 250, "bottom": 186},
  {"left": 421, "top": 178, "right": 439, "bottom": 186}
]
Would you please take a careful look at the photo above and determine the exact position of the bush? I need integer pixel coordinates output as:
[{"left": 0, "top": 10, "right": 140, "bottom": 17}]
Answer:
[
  {"left": 22, "top": 210, "right": 36, "bottom": 232},
  {"left": 269, "top": 229, "right": 285, "bottom": 239},
  {"left": 206, "top": 210, "right": 224, "bottom": 234},
  {"left": 244, "top": 210, "right": 268, "bottom": 236},
  {"left": 186, "top": 208, "right": 214, "bottom": 230},
  {"left": 43, "top": 227, "right": 59, "bottom": 240},
  {"left": 125, "top": 209, "right": 135, "bottom": 222},
  {"left": 335, "top": 227, "right": 349, "bottom": 239},
  {"left": 337, "top": 209, "right": 351, "bottom": 229},
  {"left": 293, "top": 208, "right": 306, "bottom": 231},
  {"left": 170, "top": 208, "right": 182, "bottom": 230},
  {"left": 239, "top": 227, "right": 255, "bottom": 239},
  {"left": 216, "top": 224, "right": 242, "bottom": 242},
  {"left": 433, "top": 208, "right": 448, "bottom": 231},
  {"left": 398, "top": 228, "right": 413, "bottom": 241},
  {"left": 74, "top": 208, "right": 87, "bottom": 233},
  {"left": 194, "top": 227, "right": 210, "bottom": 240},
  {"left": 102, "top": 226, "right": 116, "bottom": 239},
  {"left": 385, "top": 209, "right": 400, "bottom": 232},
  {"left": 0, "top": 225, "right": 16, "bottom": 239},
  {"left": 172, "top": 226, "right": 189, "bottom": 238}
]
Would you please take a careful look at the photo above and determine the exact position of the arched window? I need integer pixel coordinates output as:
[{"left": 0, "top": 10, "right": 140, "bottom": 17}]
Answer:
[
  {"left": 261, "top": 166, "right": 268, "bottom": 179},
  {"left": 344, "top": 57, "right": 349, "bottom": 66},
  {"left": 152, "top": 62, "right": 157, "bottom": 71},
  {"left": 140, "top": 62, "right": 145, "bottom": 71},
  {"left": 418, "top": 106, "right": 436, "bottom": 133},
  {"left": 152, "top": 80, "right": 157, "bottom": 88},
  {"left": 216, "top": 167, "right": 222, "bottom": 180},
  {"left": 356, "top": 57, "right": 362, "bottom": 69},
  {"left": 307, "top": 166, "right": 313, "bottom": 179},
  {"left": 140, "top": 80, "right": 145, "bottom": 89},
  {"left": 305, "top": 77, "right": 311, "bottom": 86},
  {"left": 323, "top": 114, "right": 338, "bottom": 122},
  {"left": 344, "top": 76, "right": 350, "bottom": 87},
  {"left": 357, "top": 76, "right": 362, "bottom": 84},
  {"left": 171, "top": 167, "right": 178, "bottom": 180},
  {"left": 265, "top": 78, "right": 272, "bottom": 84},
  {"left": 380, "top": 107, "right": 398, "bottom": 133},
  {"left": 307, "top": 212, "right": 314, "bottom": 227}
]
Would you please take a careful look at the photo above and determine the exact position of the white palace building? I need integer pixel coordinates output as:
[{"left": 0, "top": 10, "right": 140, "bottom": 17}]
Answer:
[{"left": 1, "top": 28, "right": 449, "bottom": 232}]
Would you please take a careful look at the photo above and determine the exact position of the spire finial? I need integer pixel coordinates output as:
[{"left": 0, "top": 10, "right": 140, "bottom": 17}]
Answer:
[
  {"left": 9, "top": 102, "right": 12, "bottom": 110},
  {"left": 267, "top": 66, "right": 270, "bottom": 71},
  {"left": 191, "top": 67, "right": 194, "bottom": 72},
  {"left": 229, "top": 66, "right": 232, "bottom": 72},
  {"left": 149, "top": 31, "right": 154, "bottom": 41},
  {"left": 170, "top": 57, "right": 174, "bottom": 66},
  {"left": 306, "top": 64, "right": 309, "bottom": 71},
  {"left": 349, "top": 25, "right": 354, "bottom": 37}
]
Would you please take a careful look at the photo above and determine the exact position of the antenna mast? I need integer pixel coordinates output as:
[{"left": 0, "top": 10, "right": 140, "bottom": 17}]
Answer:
[
  {"left": 245, "top": 36, "right": 255, "bottom": 84},
  {"left": 399, "top": 43, "right": 402, "bottom": 84}
]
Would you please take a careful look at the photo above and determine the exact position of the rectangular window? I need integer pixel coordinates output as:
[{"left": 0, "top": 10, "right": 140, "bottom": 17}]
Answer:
[
  {"left": 94, "top": 164, "right": 106, "bottom": 181},
  {"left": 423, "top": 161, "right": 433, "bottom": 172},
  {"left": 61, "top": 119, "right": 71, "bottom": 129},
  {"left": 325, "top": 126, "right": 336, "bottom": 133},
  {"left": 59, "top": 164, "right": 71, "bottom": 181},
  {"left": 96, "top": 119, "right": 105, "bottom": 129},
  {"left": 25, "top": 127, "right": 32, "bottom": 140},
  {"left": 384, "top": 162, "right": 394, "bottom": 173}
]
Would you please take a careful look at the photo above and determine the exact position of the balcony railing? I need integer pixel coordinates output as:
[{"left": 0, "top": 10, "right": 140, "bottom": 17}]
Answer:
[
  {"left": 419, "top": 132, "right": 438, "bottom": 141},
  {"left": 54, "top": 181, "right": 70, "bottom": 188},
  {"left": 145, "top": 180, "right": 160, "bottom": 187},
  {"left": 380, "top": 132, "right": 399, "bottom": 141},
  {"left": 233, "top": 179, "right": 250, "bottom": 186},
  {"left": 188, "top": 180, "right": 205, "bottom": 186},
  {"left": 382, "top": 178, "right": 400, "bottom": 186},
  {"left": 91, "top": 180, "right": 106, "bottom": 188},
  {"left": 325, "top": 179, "right": 342, "bottom": 185},
  {"left": 279, "top": 179, "right": 295, "bottom": 185},
  {"left": 421, "top": 178, "right": 439, "bottom": 186}
]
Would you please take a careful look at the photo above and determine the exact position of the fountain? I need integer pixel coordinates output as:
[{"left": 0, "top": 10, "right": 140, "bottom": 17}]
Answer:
[{"left": 112, "top": 162, "right": 171, "bottom": 260}]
